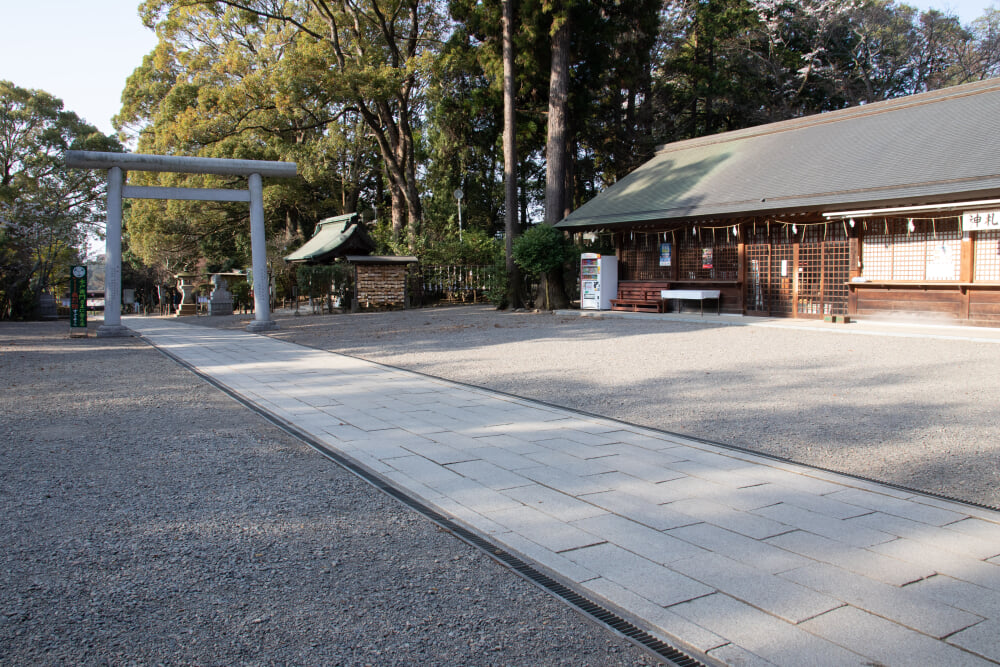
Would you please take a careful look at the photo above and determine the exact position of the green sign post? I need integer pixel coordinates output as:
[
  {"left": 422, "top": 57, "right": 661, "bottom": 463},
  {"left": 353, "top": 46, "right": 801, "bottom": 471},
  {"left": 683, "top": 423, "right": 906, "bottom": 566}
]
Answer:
[{"left": 70, "top": 265, "right": 87, "bottom": 333}]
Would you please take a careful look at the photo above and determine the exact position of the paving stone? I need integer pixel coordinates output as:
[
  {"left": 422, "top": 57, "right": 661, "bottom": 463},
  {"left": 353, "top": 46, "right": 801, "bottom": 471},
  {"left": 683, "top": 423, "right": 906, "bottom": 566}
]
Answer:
[
  {"left": 555, "top": 429, "right": 623, "bottom": 446},
  {"left": 486, "top": 505, "right": 606, "bottom": 553},
  {"left": 847, "top": 512, "right": 1000, "bottom": 560},
  {"left": 599, "top": 430, "right": 683, "bottom": 450},
  {"left": 435, "top": 477, "right": 525, "bottom": 515},
  {"left": 668, "top": 460, "right": 769, "bottom": 489},
  {"left": 425, "top": 430, "right": 487, "bottom": 450},
  {"left": 946, "top": 619, "right": 1000, "bottom": 662},
  {"left": 667, "top": 593, "right": 863, "bottom": 667},
  {"left": 799, "top": 606, "right": 993, "bottom": 667},
  {"left": 533, "top": 437, "right": 614, "bottom": 460},
  {"left": 524, "top": 450, "right": 617, "bottom": 477},
  {"left": 579, "top": 578, "right": 729, "bottom": 654},
  {"left": 594, "top": 454, "right": 687, "bottom": 484},
  {"left": 941, "top": 517, "right": 1000, "bottom": 543},
  {"left": 470, "top": 433, "right": 541, "bottom": 454},
  {"left": 705, "top": 643, "right": 776, "bottom": 667},
  {"left": 668, "top": 523, "right": 811, "bottom": 575},
  {"left": 668, "top": 553, "right": 842, "bottom": 624},
  {"left": 565, "top": 420, "right": 628, "bottom": 435},
  {"left": 501, "top": 484, "right": 608, "bottom": 522},
  {"left": 871, "top": 538, "right": 1000, "bottom": 592},
  {"left": 753, "top": 503, "right": 895, "bottom": 548},
  {"left": 430, "top": 496, "right": 511, "bottom": 536},
  {"left": 338, "top": 449, "right": 395, "bottom": 475},
  {"left": 824, "top": 488, "right": 971, "bottom": 527},
  {"left": 780, "top": 561, "right": 983, "bottom": 638},
  {"left": 385, "top": 454, "right": 466, "bottom": 489},
  {"left": 572, "top": 514, "right": 708, "bottom": 564},
  {"left": 518, "top": 466, "right": 616, "bottom": 496},
  {"left": 400, "top": 439, "right": 476, "bottom": 465},
  {"left": 562, "top": 543, "right": 714, "bottom": 607},
  {"left": 667, "top": 497, "right": 793, "bottom": 540},
  {"left": 907, "top": 574, "right": 1000, "bottom": 619},
  {"left": 595, "top": 472, "right": 689, "bottom": 504},
  {"left": 578, "top": 490, "right": 700, "bottom": 531},
  {"left": 349, "top": 438, "right": 415, "bottom": 461},
  {"left": 651, "top": 475, "right": 736, "bottom": 504},
  {"left": 765, "top": 529, "right": 933, "bottom": 586},
  {"left": 490, "top": 531, "right": 599, "bottom": 584},
  {"left": 381, "top": 470, "right": 445, "bottom": 503},
  {"left": 749, "top": 468, "right": 849, "bottom": 496},
  {"left": 464, "top": 445, "right": 539, "bottom": 471},
  {"left": 731, "top": 483, "right": 870, "bottom": 519},
  {"left": 445, "top": 459, "right": 532, "bottom": 491}
]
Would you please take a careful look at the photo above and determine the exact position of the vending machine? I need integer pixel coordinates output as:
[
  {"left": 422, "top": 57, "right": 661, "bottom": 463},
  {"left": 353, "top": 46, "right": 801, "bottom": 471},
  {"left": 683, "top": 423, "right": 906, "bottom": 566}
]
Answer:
[{"left": 580, "top": 253, "right": 618, "bottom": 310}]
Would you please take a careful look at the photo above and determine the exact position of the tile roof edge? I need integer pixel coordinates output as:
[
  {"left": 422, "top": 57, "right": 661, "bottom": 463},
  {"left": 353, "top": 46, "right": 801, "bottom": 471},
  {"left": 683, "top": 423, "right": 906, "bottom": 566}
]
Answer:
[{"left": 654, "top": 78, "right": 1000, "bottom": 156}]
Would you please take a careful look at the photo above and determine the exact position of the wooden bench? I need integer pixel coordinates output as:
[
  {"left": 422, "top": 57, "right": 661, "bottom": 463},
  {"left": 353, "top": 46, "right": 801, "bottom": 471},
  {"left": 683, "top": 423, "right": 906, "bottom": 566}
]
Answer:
[
  {"left": 660, "top": 289, "right": 722, "bottom": 316},
  {"left": 611, "top": 285, "right": 669, "bottom": 312}
]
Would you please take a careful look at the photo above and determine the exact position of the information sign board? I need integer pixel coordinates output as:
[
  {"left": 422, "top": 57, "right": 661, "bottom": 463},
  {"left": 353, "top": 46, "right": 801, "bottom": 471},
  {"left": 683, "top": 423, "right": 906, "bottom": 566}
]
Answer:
[{"left": 70, "top": 265, "right": 87, "bottom": 330}]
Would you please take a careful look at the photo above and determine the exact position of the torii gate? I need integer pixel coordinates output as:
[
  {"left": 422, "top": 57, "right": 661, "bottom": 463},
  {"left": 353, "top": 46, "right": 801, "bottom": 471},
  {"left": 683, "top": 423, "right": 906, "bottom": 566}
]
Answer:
[{"left": 65, "top": 151, "right": 297, "bottom": 337}]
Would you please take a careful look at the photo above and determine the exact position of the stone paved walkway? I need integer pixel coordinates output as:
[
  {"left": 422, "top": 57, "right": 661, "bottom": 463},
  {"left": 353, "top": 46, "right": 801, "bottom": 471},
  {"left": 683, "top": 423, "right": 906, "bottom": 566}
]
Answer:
[{"left": 127, "top": 317, "right": 1000, "bottom": 666}]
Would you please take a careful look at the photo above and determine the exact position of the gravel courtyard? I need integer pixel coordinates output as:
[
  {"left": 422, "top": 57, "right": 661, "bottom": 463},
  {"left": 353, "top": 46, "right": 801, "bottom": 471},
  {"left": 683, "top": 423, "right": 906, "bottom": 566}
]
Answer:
[
  {"left": 4, "top": 306, "right": 998, "bottom": 665},
  {"left": 231, "top": 305, "right": 999, "bottom": 509},
  {"left": 0, "top": 321, "right": 658, "bottom": 666}
]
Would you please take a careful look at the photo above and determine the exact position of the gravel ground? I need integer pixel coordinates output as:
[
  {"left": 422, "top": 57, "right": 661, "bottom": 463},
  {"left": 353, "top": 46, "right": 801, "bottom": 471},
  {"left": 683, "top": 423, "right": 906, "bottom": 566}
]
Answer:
[
  {"left": 0, "top": 321, "right": 661, "bottom": 666},
  {"left": 198, "top": 304, "right": 1000, "bottom": 509}
]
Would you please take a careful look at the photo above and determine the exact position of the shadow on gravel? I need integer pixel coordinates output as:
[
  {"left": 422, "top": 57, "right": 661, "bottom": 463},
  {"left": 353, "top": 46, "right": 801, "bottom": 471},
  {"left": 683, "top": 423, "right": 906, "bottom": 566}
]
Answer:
[
  {"left": 228, "top": 306, "right": 1000, "bottom": 509},
  {"left": 0, "top": 323, "right": 661, "bottom": 666}
]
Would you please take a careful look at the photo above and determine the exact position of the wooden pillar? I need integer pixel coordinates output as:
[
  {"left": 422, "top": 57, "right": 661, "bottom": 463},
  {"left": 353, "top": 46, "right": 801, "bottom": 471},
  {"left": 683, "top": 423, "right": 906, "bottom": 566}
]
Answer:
[
  {"left": 737, "top": 225, "right": 747, "bottom": 314},
  {"left": 848, "top": 227, "right": 861, "bottom": 316},
  {"left": 961, "top": 231, "right": 974, "bottom": 319},
  {"left": 792, "top": 240, "right": 800, "bottom": 318}
]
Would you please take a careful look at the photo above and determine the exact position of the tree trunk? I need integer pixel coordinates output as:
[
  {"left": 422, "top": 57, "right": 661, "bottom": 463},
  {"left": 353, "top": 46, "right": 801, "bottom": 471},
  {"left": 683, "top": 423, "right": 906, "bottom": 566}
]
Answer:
[
  {"left": 539, "top": 11, "right": 571, "bottom": 310},
  {"left": 545, "top": 17, "right": 570, "bottom": 226},
  {"left": 390, "top": 179, "right": 406, "bottom": 245},
  {"left": 503, "top": 0, "right": 524, "bottom": 309}
]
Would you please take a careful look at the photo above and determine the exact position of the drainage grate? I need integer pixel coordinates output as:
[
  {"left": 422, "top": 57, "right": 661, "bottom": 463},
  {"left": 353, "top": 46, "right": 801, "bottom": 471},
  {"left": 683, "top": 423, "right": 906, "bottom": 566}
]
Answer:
[{"left": 143, "top": 336, "right": 710, "bottom": 667}]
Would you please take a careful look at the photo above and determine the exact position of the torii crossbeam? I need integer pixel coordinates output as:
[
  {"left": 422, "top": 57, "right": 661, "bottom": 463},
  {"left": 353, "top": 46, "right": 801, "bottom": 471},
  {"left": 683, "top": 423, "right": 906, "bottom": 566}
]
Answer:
[{"left": 65, "top": 151, "right": 297, "bottom": 336}]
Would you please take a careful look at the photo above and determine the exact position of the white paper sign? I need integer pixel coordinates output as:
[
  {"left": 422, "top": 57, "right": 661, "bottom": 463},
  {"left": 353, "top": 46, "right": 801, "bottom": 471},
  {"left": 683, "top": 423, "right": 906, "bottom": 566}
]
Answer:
[{"left": 963, "top": 210, "right": 1000, "bottom": 231}]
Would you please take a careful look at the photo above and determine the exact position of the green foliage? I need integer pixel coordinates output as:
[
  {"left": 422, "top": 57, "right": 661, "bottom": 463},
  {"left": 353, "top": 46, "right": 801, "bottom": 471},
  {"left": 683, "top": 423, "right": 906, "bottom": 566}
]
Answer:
[
  {"left": 0, "top": 80, "right": 123, "bottom": 319},
  {"left": 512, "top": 224, "right": 574, "bottom": 277},
  {"left": 296, "top": 264, "right": 334, "bottom": 300},
  {"left": 230, "top": 279, "right": 252, "bottom": 312},
  {"left": 294, "top": 262, "right": 354, "bottom": 312}
]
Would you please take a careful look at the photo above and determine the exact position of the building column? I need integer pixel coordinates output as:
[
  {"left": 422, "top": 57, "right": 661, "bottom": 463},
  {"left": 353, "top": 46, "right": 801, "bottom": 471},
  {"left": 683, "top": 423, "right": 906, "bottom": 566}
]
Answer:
[
  {"left": 97, "top": 166, "right": 129, "bottom": 337},
  {"left": 246, "top": 172, "right": 278, "bottom": 332}
]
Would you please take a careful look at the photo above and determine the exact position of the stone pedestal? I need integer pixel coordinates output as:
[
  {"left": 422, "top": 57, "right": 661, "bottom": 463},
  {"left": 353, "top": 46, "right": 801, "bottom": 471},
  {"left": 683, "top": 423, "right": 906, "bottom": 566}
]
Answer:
[
  {"left": 176, "top": 274, "right": 198, "bottom": 317},
  {"left": 208, "top": 275, "right": 234, "bottom": 316}
]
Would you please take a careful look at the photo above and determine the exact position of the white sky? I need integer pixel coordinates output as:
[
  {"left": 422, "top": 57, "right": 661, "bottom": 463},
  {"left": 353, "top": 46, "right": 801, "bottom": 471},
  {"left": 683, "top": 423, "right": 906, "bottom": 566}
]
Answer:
[{"left": 0, "top": 0, "right": 996, "bottom": 138}]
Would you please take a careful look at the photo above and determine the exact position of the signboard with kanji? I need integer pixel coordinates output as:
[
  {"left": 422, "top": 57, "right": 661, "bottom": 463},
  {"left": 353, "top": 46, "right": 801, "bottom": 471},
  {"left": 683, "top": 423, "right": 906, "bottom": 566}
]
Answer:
[
  {"left": 70, "top": 265, "right": 87, "bottom": 330},
  {"left": 962, "top": 210, "right": 1000, "bottom": 232}
]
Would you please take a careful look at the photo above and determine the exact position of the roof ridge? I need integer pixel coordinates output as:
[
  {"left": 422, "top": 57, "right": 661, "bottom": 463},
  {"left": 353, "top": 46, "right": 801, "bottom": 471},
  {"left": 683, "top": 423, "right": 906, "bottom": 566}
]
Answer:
[{"left": 656, "top": 78, "right": 1000, "bottom": 155}]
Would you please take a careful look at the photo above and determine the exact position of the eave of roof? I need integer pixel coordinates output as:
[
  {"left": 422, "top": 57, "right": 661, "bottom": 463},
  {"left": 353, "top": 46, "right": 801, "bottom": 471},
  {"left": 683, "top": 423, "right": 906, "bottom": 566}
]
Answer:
[
  {"left": 346, "top": 255, "right": 419, "bottom": 264},
  {"left": 284, "top": 213, "right": 370, "bottom": 262},
  {"left": 556, "top": 79, "right": 1000, "bottom": 230}
]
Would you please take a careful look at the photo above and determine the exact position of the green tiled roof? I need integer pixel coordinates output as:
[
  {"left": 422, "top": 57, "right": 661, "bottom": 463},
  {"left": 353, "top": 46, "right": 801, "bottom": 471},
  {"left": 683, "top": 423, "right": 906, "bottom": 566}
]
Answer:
[
  {"left": 284, "top": 213, "right": 374, "bottom": 262},
  {"left": 556, "top": 79, "right": 1000, "bottom": 230}
]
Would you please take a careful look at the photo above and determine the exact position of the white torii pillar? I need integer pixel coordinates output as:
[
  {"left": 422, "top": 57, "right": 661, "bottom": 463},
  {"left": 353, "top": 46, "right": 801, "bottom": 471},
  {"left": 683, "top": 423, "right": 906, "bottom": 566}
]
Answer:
[{"left": 65, "top": 151, "right": 297, "bottom": 336}]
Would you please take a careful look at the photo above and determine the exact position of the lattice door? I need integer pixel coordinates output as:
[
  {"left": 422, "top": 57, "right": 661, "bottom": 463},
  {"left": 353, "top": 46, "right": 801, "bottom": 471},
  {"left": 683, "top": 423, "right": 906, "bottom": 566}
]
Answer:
[
  {"left": 769, "top": 243, "right": 795, "bottom": 315},
  {"left": 975, "top": 230, "right": 1000, "bottom": 281},
  {"left": 822, "top": 239, "right": 850, "bottom": 315},
  {"left": 797, "top": 226, "right": 850, "bottom": 317}
]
